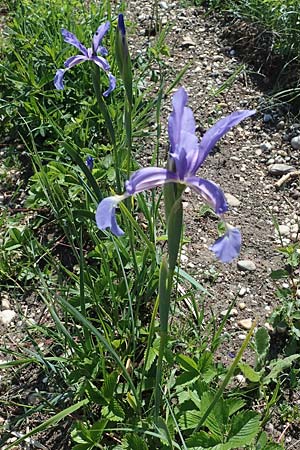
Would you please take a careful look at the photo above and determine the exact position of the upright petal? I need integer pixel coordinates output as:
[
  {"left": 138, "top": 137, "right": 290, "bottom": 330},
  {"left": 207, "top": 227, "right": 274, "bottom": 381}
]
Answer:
[
  {"left": 168, "top": 87, "right": 188, "bottom": 153},
  {"left": 210, "top": 226, "right": 241, "bottom": 263},
  {"left": 193, "top": 110, "right": 256, "bottom": 172},
  {"left": 175, "top": 130, "right": 199, "bottom": 177},
  {"left": 54, "top": 69, "right": 66, "bottom": 90},
  {"left": 64, "top": 54, "right": 88, "bottom": 69},
  {"left": 92, "top": 22, "right": 110, "bottom": 53},
  {"left": 98, "top": 46, "right": 108, "bottom": 56},
  {"left": 186, "top": 176, "right": 228, "bottom": 214},
  {"left": 61, "top": 29, "right": 88, "bottom": 56},
  {"left": 91, "top": 55, "right": 110, "bottom": 71},
  {"left": 95, "top": 195, "right": 125, "bottom": 236},
  {"left": 125, "top": 167, "right": 178, "bottom": 195},
  {"left": 103, "top": 72, "right": 116, "bottom": 97}
]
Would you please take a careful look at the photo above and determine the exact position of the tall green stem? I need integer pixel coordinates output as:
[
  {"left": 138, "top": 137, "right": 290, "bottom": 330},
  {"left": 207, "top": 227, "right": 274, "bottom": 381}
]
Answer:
[
  {"left": 154, "top": 186, "right": 183, "bottom": 422},
  {"left": 91, "top": 64, "right": 121, "bottom": 192}
]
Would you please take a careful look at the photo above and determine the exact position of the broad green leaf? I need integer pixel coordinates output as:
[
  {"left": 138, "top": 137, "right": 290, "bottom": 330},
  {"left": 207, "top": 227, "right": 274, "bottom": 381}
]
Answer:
[
  {"left": 126, "top": 433, "right": 149, "bottom": 450},
  {"left": 179, "top": 410, "right": 202, "bottom": 430},
  {"left": 227, "top": 410, "right": 260, "bottom": 448},
  {"left": 270, "top": 269, "right": 289, "bottom": 280},
  {"left": 255, "top": 327, "right": 270, "bottom": 356},
  {"left": 238, "top": 362, "right": 261, "bottom": 383},
  {"left": 264, "top": 354, "right": 300, "bottom": 384},
  {"left": 186, "top": 431, "right": 222, "bottom": 448},
  {"left": 101, "top": 371, "right": 119, "bottom": 402},
  {"left": 177, "top": 354, "right": 199, "bottom": 373},
  {"left": 200, "top": 391, "right": 228, "bottom": 437},
  {"left": 226, "top": 398, "right": 246, "bottom": 416}
]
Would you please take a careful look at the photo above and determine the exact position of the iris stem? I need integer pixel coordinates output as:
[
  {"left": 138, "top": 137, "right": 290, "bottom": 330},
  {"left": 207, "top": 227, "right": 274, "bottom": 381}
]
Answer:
[
  {"left": 91, "top": 64, "right": 121, "bottom": 192},
  {"left": 154, "top": 186, "right": 183, "bottom": 423}
]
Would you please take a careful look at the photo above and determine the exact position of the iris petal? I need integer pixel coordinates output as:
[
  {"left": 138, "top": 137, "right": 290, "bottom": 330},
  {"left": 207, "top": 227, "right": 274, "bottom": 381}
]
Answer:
[
  {"left": 168, "top": 87, "right": 188, "bottom": 153},
  {"left": 95, "top": 196, "right": 125, "bottom": 236},
  {"left": 103, "top": 72, "right": 116, "bottom": 97},
  {"left": 193, "top": 109, "right": 256, "bottom": 172},
  {"left": 64, "top": 55, "right": 87, "bottom": 69},
  {"left": 186, "top": 176, "right": 228, "bottom": 214},
  {"left": 92, "top": 21, "right": 110, "bottom": 53},
  {"left": 54, "top": 69, "right": 66, "bottom": 90},
  {"left": 210, "top": 227, "right": 241, "bottom": 263},
  {"left": 91, "top": 55, "right": 110, "bottom": 71},
  {"left": 125, "top": 167, "right": 178, "bottom": 195},
  {"left": 61, "top": 29, "right": 88, "bottom": 56}
]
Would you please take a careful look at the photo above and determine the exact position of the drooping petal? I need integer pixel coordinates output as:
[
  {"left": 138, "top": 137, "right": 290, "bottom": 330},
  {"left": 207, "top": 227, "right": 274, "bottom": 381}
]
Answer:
[
  {"left": 210, "top": 226, "right": 241, "bottom": 263},
  {"left": 125, "top": 167, "right": 178, "bottom": 195},
  {"left": 92, "top": 21, "right": 110, "bottom": 53},
  {"left": 186, "top": 176, "right": 228, "bottom": 214},
  {"left": 95, "top": 195, "right": 125, "bottom": 236},
  {"left": 64, "top": 54, "right": 88, "bottom": 69},
  {"left": 103, "top": 72, "right": 116, "bottom": 97},
  {"left": 54, "top": 69, "right": 66, "bottom": 90},
  {"left": 192, "top": 109, "right": 256, "bottom": 172},
  {"left": 61, "top": 29, "right": 88, "bottom": 56},
  {"left": 91, "top": 55, "right": 110, "bottom": 71}
]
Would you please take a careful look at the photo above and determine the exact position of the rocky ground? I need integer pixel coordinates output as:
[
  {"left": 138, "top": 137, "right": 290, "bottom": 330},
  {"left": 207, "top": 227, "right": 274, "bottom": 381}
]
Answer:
[
  {"left": 1, "top": 0, "right": 300, "bottom": 448},
  {"left": 127, "top": 0, "right": 299, "bottom": 347}
]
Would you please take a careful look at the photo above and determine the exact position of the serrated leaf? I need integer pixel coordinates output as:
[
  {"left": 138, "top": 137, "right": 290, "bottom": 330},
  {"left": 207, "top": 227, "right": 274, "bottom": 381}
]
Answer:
[
  {"left": 264, "top": 354, "right": 300, "bottom": 384},
  {"left": 227, "top": 410, "right": 260, "bottom": 447},
  {"left": 226, "top": 398, "right": 246, "bottom": 416},
  {"left": 101, "top": 371, "right": 118, "bottom": 402},
  {"left": 179, "top": 410, "right": 202, "bottom": 430},
  {"left": 126, "top": 433, "right": 149, "bottom": 450},
  {"left": 255, "top": 327, "right": 270, "bottom": 356},
  {"left": 200, "top": 391, "right": 228, "bottom": 437},
  {"left": 239, "top": 362, "right": 261, "bottom": 382},
  {"left": 177, "top": 354, "right": 199, "bottom": 373},
  {"left": 186, "top": 430, "right": 222, "bottom": 448}
]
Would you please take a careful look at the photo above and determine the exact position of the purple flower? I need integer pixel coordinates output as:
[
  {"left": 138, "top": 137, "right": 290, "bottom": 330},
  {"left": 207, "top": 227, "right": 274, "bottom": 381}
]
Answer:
[
  {"left": 95, "top": 87, "right": 255, "bottom": 263},
  {"left": 54, "top": 22, "right": 116, "bottom": 96},
  {"left": 86, "top": 156, "right": 94, "bottom": 171}
]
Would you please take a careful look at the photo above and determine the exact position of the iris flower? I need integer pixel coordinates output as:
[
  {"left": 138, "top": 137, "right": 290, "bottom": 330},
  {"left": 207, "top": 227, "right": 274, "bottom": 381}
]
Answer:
[
  {"left": 96, "top": 87, "right": 255, "bottom": 262},
  {"left": 54, "top": 22, "right": 116, "bottom": 96}
]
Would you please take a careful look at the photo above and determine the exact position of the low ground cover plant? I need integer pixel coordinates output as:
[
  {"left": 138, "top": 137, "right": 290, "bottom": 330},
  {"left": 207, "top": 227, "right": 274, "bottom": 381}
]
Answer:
[{"left": 0, "top": 0, "right": 299, "bottom": 449}]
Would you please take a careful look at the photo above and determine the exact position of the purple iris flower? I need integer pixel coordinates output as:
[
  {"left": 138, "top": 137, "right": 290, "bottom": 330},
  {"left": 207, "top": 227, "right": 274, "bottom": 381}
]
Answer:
[
  {"left": 54, "top": 22, "right": 116, "bottom": 97},
  {"left": 95, "top": 87, "right": 255, "bottom": 263}
]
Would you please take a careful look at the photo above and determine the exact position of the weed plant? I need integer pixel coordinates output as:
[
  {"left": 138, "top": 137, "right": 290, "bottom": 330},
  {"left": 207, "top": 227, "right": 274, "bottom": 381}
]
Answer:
[{"left": 0, "top": 0, "right": 298, "bottom": 449}]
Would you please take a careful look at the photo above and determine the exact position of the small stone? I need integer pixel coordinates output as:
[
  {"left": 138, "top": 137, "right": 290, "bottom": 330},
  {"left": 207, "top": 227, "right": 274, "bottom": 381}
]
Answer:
[
  {"left": 225, "top": 193, "right": 240, "bottom": 207},
  {"left": 235, "top": 374, "right": 246, "bottom": 384},
  {"left": 237, "top": 260, "right": 256, "bottom": 271},
  {"left": 0, "top": 309, "right": 16, "bottom": 325},
  {"left": 268, "top": 164, "right": 295, "bottom": 175},
  {"left": 263, "top": 114, "right": 273, "bottom": 123},
  {"left": 238, "top": 334, "right": 246, "bottom": 340},
  {"left": 260, "top": 141, "right": 273, "bottom": 152},
  {"left": 1, "top": 298, "right": 10, "bottom": 310},
  {"left": 181, "top": 35, "right": 196, "bottom": 47},
  {"left": 238, "top": 318, "right": 253, "bottom": 330},
  {"left": 159, "top": 1, "right": 168, "bottom": 9},
  {"left": 291, "top": 135, "right": 300, "bottom": 150},
  {"left": 276, "top": 120, "right": 285, "bottom": 130},
  {"left": 238, "top": 287, "right": 247, "bottom": 297},
  {"left": 277, "top": 225, "right": 290, "bottom": 236},
  {"left": 238, "top": 302, "right": 246, "bottom": 310},
  {"left": 264, "top": 322, "right": 274, "bottom": 332}
]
